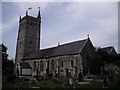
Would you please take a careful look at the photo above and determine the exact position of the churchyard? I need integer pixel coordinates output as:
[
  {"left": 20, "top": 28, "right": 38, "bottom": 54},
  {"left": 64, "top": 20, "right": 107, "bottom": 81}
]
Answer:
[{"left": 2, "top": 73, "right": 120, "bottom": 89}]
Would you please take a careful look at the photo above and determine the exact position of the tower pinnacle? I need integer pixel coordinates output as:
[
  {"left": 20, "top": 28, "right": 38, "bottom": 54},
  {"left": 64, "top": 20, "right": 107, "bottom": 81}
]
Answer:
[
  {"left": 19, "top": 15, "right": 21, "bottom": 22},
  {"left": 26, "top": 10, "right": 28, "bottom": 16},
  {"left": 87, "top": 34, "right": 89, "bottom": 38},
  {"left": 37, "top": 7, "right": 41, "bottom": 18}
]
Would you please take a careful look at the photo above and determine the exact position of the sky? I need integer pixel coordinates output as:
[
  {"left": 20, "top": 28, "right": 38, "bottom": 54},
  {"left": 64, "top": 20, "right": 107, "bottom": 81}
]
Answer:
[{"left": 1, "top": 0, "right": 119, "bottom": 59}]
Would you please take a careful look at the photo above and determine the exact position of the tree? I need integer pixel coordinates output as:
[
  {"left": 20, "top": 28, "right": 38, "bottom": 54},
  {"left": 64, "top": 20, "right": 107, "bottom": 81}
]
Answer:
[
  {"left": 97, "top": 48, "right": 118, "bottom": 63},
  {"left": 2, "top": 44, "right": 14, "bottom": 75},
  {"left": 96, "top": 48, "right": 109, "bottom": 62},
  {"left": 2, "top": 44, "right": 8, "bottom": 61},
  {"left": 112, "top": 54, "right": 120, "bottom": 66},
  {"left": 89, "top": 48, "right": 106, "bottom": 75},
  {"left": 89, "top": 54, "right": 104, "bottom": 75}
]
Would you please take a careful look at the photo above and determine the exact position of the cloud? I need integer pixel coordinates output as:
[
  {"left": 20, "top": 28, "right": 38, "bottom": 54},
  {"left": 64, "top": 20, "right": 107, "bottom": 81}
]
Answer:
[
  {"left": 1, "top": 0, "right": 120, "bottom": 2},
  {"left": 13, "top": 2, "right": 50, "bottom": 17},
  {"left": 41, "top": 2, "right": 118, "bottom": 52},
  {"left": 2, "top": 2, "right": 118, "bottom": 59},
  {"left": 2, "top": 17, "right": 18, "bottom": 33}
]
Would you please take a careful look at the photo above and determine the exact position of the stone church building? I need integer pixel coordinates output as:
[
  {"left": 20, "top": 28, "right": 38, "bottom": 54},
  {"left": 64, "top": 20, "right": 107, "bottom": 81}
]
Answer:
[{"left": 15, "top": 10, "right": 95, "bottom": 77}]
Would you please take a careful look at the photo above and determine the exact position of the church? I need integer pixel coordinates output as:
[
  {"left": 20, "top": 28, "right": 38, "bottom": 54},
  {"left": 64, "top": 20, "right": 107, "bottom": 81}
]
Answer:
[{"left": 15, "top": 10, "right": 95, "bottom": 77}]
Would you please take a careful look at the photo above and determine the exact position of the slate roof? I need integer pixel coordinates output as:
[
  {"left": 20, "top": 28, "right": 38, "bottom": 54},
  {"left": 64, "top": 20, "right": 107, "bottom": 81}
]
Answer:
[
  {"left": 20, "top": 62, "right": 32, "bottom": 69},
  {"left": 22, "top": 38, "right": 88, "bottom": 60},
  {"left": 102, "top": 46, "right": 117, "bottom": 54},
  {"left": 102, "top": 46, "right": 113, "bottom": 53}
]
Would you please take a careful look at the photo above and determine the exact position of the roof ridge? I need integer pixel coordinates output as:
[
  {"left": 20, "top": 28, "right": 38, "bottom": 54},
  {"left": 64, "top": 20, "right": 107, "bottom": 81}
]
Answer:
[
  {"left": 102, "top": 46, "right": 113, "bottom": 49},
  {"left": 23, "top": 38, "right": 89, "bottom": 60},
  {"left": 60, "top": 39, "right": 87, "bottom": 46},
  {"left": 79, "top": 38, "right": 88, "bottom": 53},
  {"left": 40, "top": 38, "right": 87, "bottom": 51}
]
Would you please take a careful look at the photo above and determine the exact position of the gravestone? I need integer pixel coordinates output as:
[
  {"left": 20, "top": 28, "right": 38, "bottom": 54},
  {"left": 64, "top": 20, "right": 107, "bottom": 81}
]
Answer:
[{"left": 44, "top": 72, "right": 48, "bottom": 80}]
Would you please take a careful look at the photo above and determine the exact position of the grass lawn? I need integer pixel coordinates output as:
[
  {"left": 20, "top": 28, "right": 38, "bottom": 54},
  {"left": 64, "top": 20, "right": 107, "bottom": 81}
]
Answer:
[
  {"left": 2, "top": 77, "right": 31, "bottom": 88},
  {"left": 36, "top": 77, "right": 66, "bottom": 88},
  {"left": 108, "top": 74, "right": 120, "bottom": 88},
  {"left": 2, "top": 83, "right": 15, "bottom": 88},
  {"left": 2, "top": 77, "right": 104, "bottom": 88},
  {"left": 75, "top": 81, "right": 103, "bottom": 88}
]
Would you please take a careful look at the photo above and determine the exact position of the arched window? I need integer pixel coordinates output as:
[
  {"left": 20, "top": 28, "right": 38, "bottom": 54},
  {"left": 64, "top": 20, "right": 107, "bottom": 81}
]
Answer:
[
  {"left": 51, "top": 60, "right": 55, "bottom": 71},
  {"left": 71, "top": 60, "right": 74, "bottom": 68},
  {"left": 37, "top": 61, "right": 39, "bottom": 69},
  {"left": 33, "top": 61, "right": 36, "bottom": 71},
  {"left": 40, "top": 61, "right": 44, "bottom": 72},
  {"left": 61, "top": 61, "right": 63, "bottom": 67}
]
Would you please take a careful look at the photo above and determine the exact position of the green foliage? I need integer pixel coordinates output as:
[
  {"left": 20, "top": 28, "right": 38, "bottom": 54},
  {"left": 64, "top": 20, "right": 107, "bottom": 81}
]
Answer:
[
  {"left": 36, "top": 81, "right": 51, "bottom": 88},
  {"left": 2, "top": 43, "right": 15, "bottom": 83},
  {"left": 2, "top": 83, "right": 15, "bottom": 88},
  {"left": 112, "top": 60, "right": 120, "bottom": 66},
  {"left": 2, "top": 44, "right": 8, "bottom": 60},
  {"left": 19, "top": 82, "right": 30, "bottom": 88},
  {"left": 54, "top": 83, "right": 63, "bottom": 88},
  {"left": 76, "top": 81, "right": 103, "bottom": 88},
  {"left": 108, "top": 54, "right": 118, "bottom": 63},
  {"left": 89, "top": 54, "right": 104, "bottom": 75},
  {"left": 109, "top": 75, "right": 120, "bottom": 88},
  {"left": 89, "top": 48, "right": 119, "bottom": 75},
  {"left": 96, "top": 48, "right": 118, "bottom": 63},
  {"left": 2, "top": 60, "right": 14, "bottom": 75},
  {"left": 5, "top": 74, "right": 16, "bottom": 82},
  {"left": 97, "top": 48, "right": 109, "bottom": 62}
]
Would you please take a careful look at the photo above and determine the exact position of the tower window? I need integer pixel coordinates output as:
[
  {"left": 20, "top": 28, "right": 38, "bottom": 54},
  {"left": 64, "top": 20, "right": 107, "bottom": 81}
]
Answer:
[
  {"left": 20, "top": 41, "right": 22, "bottom": 44},
  {"left": 31, "top": 23, "right": 33, "bottom": 26},
  {"left": 30, "top": 41, "right": 32, "bottom": 44}
]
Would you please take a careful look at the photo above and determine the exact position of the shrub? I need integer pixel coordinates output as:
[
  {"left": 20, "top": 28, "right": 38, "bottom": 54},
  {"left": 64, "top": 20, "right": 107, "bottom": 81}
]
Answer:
[
  {"left": 109, "top": 74, "right": 120, "bottom": 88},
  {"left": 5, "top": 74, "right": 16, "bottom": 82}
]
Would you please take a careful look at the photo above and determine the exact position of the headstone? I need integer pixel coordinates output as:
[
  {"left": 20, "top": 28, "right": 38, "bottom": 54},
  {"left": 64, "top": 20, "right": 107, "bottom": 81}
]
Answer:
[
  {"left": 69, "top": 79, "right": 73, "bottom": 85},
  {"left": 103, "top": 76, "right": 107, "bottom": 88},
  {"left": 44, "top": 73, "right": 48, "bottom": 80}
]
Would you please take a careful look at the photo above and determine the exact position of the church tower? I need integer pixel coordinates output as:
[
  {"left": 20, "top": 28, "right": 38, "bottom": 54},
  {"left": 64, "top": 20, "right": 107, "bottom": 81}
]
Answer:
[{"left": 15, "top": 10, "right": 41, "bottom": 65}]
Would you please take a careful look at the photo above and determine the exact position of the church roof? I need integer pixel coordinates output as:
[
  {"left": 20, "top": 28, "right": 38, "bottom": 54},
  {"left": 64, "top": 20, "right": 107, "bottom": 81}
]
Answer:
[
  {"left": 102, "top": 46, "right": 113, "bottom": 53},
  {"left": 22, "top": 38, "right": 88, "bottom": 60},
  {"left": 20, "top": 62, "right": 32, "bottom": 69},
  {"left": 102, "top": 46, "right": 117, "bottom": 55}
]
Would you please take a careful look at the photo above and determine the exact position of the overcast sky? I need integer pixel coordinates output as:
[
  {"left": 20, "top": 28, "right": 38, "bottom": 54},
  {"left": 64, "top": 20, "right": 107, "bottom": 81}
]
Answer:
[{"left": 1, "top": 1, "right": 118, "bottom": 59}]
